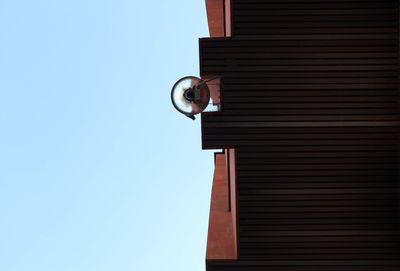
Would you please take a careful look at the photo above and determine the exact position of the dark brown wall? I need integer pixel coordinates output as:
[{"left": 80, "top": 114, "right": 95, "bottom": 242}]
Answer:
[{"left": 201, "top": 0, "right": 400, "bottom": 270}]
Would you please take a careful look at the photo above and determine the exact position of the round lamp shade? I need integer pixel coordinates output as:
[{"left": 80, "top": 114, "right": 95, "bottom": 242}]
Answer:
[{"left": 171, "top": 76, "right": 210, "bottom": 117}]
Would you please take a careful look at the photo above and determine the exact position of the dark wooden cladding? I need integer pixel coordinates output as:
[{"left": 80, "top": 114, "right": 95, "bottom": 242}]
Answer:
[
  {"left": 232, "top": 0, "right": 398, "bottom": 36},
  {"left": 201, "top": 0, "right": 400, "bottom": 270}
]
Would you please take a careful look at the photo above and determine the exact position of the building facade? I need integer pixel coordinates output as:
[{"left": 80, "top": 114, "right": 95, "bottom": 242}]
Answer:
[{"left": 201, "top": 0, "right": 400, "bottom": 270}]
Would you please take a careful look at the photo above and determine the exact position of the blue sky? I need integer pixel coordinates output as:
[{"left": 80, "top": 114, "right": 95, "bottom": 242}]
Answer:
[{"left": 0, "top": 1, "right": 213, "bottom": 270}]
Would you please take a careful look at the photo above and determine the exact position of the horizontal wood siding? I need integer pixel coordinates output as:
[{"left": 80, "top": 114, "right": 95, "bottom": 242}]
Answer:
[
  {"left": 202, "top": 0, "right": 400, "bottom": 270},
  {"left": 236, "top": 145, "right": 400, "bottom": 260},
  {"left": 201, "top": 36, "right": 399, "bottom": 134}
]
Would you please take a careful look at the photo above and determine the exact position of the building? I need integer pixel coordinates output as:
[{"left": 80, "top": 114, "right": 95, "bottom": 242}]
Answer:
[{"left": 200, "top": 0, "right": 400, "bottom": 270}]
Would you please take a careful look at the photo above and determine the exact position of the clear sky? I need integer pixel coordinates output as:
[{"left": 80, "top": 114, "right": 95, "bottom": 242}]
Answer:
[{"left": 0, "top": 1, "right": 213, "bottom": 270}]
